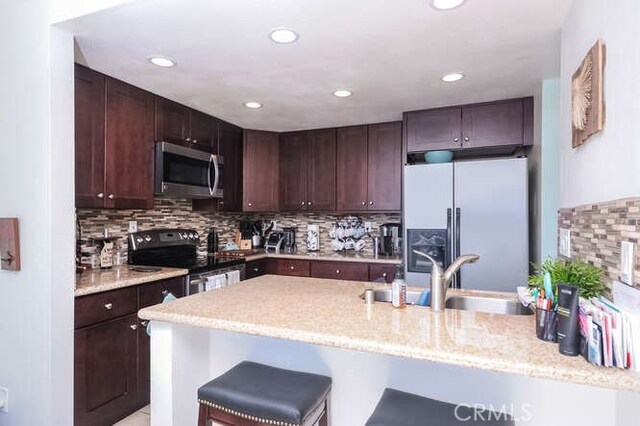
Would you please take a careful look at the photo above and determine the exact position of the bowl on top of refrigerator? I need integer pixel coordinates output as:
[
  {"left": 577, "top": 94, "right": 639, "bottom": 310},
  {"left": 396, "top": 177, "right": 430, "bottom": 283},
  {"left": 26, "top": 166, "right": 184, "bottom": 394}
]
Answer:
[{"left": 424, "top": 150, "right": 453, "bottom": 164}]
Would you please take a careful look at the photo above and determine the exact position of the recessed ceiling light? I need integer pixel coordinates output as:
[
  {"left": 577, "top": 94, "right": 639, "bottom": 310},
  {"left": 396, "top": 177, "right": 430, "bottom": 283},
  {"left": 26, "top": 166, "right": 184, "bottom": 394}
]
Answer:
[
  {"left": 441, "top": 72, "right": 465, "bottom": 83},
  {"left": 430, "top": 0, "right": 466, "bottom": 11},
  {"left": 269, "top": 28, "right": 299, "bottom": 44},
  {"left": 244, "top": 101, "right": 263, "bottom": 109},
  {"left": 148, "top": 55, "right": 176, "bottom": 68},
  {"left": 333, "top": 90, "right": 352, "bottom": 98}
]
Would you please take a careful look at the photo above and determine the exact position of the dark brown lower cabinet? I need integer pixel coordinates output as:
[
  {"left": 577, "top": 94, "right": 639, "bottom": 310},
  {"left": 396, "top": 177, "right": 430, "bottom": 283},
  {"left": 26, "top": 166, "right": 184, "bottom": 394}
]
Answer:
[
  {"left": 74, "top": 314, "right": 139, "bottom": 426},
  {"left": 74, "top": 277, "right": 186, "bottom": 426},
  {"left": 311, "top": 261, "right": 369, "bottom": 281},
  {"left": 246, "top": 259, "right": 268, "bottom": 279},
  {"left": 276, "top": 259, "right": 311, "bottom": 277},
  {"left": 368, "top": 264, "right": 397, "bottom": 283}
]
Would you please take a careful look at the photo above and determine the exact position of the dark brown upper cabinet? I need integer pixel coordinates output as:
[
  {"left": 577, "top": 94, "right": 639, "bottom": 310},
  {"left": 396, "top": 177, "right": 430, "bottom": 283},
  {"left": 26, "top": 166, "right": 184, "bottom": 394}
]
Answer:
[
  {"left": 155, "top": 97, "right": 219, "bottom": 153},
  {"left": 192, "top": 120, "right": 244, "bottom": 213},
  {"left": 404, "top": 97, "right": 533, "bottom": 154},
  {"left": 75, "top": 64, "right": 106, "bottom": 209},
  {"left": 104, "top": 78, "right": 155, "bottom": 209},
  {"left": 336, "top": 122, "right": 402, "bottom": 212},
  {"left": 74, "top": 65, "right": 154, "bottom": 209},
  {"left": 243, "top": 130, "right": 279, "bottom": 212},
  {"left": 279, "top": 129, "right": 337, "bottom": 212}
]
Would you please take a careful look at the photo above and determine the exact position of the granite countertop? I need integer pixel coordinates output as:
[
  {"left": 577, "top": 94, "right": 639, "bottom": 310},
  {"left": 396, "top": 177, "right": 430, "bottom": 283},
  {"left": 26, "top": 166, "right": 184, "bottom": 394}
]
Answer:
[
  {"left": 75, "top": 266, "right": 189, "bottom": 297},
  {"left": 139, "top": 275, "right": 640, "bottom": 393},
  {"left": 242, "top": 251, "right": 403, "bottom": 265}
]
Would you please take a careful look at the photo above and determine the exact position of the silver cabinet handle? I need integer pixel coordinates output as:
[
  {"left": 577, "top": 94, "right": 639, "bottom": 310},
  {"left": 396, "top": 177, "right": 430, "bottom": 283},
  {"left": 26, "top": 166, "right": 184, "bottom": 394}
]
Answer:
[
  {"left": 454, "top": 137, "right": 460, "bottom": 142},
  {"left": 361, "top": 201, "right": 366, "bottom": 206},
  {"left": 307, "top": 201, "right": 312, "bottom": 206},
  {"left": 108, "top": 194, "right": 114, "bottom": 200},
  {"left": 130, "top": 324, "right": 138, "bottom": 330},
  {"left": 186, "top": 137, "right": 191, "bottom": 142},
  {"left": 193, "top": 139, "right": 198, "bottom": 144},
  {"left": 248, "top": 202, "right": 252, "bottom": 207},
  {"left": 464, "top": 136, "right": 469, "bottom": 142},
  {"left": 290, "top": 265, "right": 295, "bottom": 270},
  {"left": 104, "top": 303, "right": 113, "bottom": 310},
  {"left": 301, "top": 201, "right": 305, "bottom": 206},
  {"left": 253, "top": 267, "right": 259, "bottom": 272},
  {"left": 369, "top": 201, "right": 374, "bottom": 206},
  {"left": 336, "top": 269, "right": 341, "bottom": 274},
  {"left": 382, "top": 273, "right": 387, "bottom": 277},
  {"left": 140, "top": 321, "right": 148, "bottom": 327},
  {"left": 97, "top": 192, "right": 104, "bottom": 199},
  {"left": 161, "top": 290, "right": 169, "bottom": 297}
]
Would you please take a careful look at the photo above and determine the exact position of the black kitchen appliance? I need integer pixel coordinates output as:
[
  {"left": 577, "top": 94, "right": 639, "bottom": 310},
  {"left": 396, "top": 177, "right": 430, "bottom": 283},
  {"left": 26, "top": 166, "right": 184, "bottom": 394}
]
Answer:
[
  {"left": 207, "top": 228, "right": 219, "bottom": 254},
  {"left": 128, "top": 228, "right": 245, "bottom": 294},
  {"left": 282, "top": 227, "right": 296, "bottom": 253},
  {"left": 379, "top": 223, "right": 402, "bottom": 256},
  {"left": 264, "top": 231, "right": 285, "bottom": 253}
]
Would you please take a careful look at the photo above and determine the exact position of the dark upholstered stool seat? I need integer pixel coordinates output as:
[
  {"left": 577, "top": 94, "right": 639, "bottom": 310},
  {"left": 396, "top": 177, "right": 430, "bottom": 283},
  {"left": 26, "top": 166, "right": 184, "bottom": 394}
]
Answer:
[
  {"left": 198, "top": 361, "right": 331, "bottom": 426},
  {"left": 366, "top": 388, "right": 514, "bottom": 426}
]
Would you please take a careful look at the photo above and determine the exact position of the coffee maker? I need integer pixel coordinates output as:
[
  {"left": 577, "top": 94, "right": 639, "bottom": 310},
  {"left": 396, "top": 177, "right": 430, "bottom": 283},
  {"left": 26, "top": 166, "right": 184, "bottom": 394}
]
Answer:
[
  {"left": 282, "top": 227, "right": 296, "bottom": 253},
  {"left": 378, "top": 223, "right": 402, "bottom": 256}
]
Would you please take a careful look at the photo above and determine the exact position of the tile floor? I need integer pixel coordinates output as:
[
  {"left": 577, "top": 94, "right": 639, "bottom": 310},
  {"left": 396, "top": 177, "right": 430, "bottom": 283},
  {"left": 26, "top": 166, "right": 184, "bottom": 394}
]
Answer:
[{"left": 113, "top": 405, "right": 150, "bottom": 426}]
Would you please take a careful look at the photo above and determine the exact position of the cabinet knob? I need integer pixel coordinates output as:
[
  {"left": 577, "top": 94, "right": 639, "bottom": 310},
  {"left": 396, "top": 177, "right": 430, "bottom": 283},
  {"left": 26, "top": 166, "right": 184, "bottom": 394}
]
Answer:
[
  {"left": 140, "top": 321, "right": 148, "bottom": 327},
  {"left": 464, "top": 136, "right": 470, "bottom": 142},
  {"left": 248, "top": 202, "right": 252, "bottom": 207},
  {"left": 186, "top": 137, "right": 191, "bottom": 142},
  {"left": 307, "top": 201, "right": 312, "bottom": 206},
  {"left": 301, "top": 201, "right": 305, "bottom": 206},
  {"left": 130, "top": 324, "right": 138, "bottom": 330},
  {"left": 290, "top": 265, "right": 295, "bottom": 270},
  {"left": 104, "top": 303, "right": 113, "bottom": 310},
  {"left": 253, "top": 267, "right": 259, "bottom": 272},
  {"left": 336, "top": 269, "right": 341, "bottom": 274},
  {"left": 382, "top": 273, "right": 387, "bottom": 277},
  {"left": 161, "top": 290, "right": 169, "bottom": 297},
  {"left": 369, "top": 201, "right": 374, "bottom": 206},
  {"left": 454, "top": 137, "right": 460, "bottom": 143},
  {"left": 361, "top": 201, "right": 366, "bottom": 206},
  {"left": 108, "top": 194, "right": 114, "bottom": 200},
  {"left": 219, "top": 201, "right": 224, "bottom": 205},
  {"left": 193, "top": 139, "right": 198, "bottom": 144},
  {"left": 97, "top": 192, "right": 104, "bottom": 199}
]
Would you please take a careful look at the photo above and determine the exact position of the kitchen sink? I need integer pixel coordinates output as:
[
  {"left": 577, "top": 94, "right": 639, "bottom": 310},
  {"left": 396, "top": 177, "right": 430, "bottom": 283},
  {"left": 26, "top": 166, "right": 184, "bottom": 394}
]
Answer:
[
  {"left": 445, "top": 295, "right": 533, "bottom": 316},
  {"left": 366, "top": 289, "right": 425, "bottom": 305}
]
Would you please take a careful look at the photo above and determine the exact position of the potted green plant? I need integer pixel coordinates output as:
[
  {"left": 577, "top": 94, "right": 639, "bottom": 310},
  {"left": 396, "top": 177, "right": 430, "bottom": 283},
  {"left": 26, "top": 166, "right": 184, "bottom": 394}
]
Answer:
[{"left": 528, "top": 258, "right": 605, "bottom": 299}]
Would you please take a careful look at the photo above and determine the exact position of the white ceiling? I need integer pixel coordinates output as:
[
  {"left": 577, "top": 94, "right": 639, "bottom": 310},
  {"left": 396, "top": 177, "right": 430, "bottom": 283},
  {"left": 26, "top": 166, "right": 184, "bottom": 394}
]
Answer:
[{"left": 62, "top": 0, "right": 571, "bottom": 132}]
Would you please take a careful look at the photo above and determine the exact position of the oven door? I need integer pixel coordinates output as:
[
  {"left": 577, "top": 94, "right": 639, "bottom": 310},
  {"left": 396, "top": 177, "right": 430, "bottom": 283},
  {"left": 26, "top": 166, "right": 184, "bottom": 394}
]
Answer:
[
  {"left": 155, "top": 141, "right": 223, "bottom": 198},
  {"left": 187, "top": 265, "right": 246, "bottom": 295}
]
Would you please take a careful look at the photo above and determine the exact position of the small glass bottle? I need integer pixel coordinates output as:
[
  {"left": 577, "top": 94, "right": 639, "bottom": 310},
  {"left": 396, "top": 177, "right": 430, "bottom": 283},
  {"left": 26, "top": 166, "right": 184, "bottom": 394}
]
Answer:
[{"left": 391, "top": 264, "right": 406, "bottom": 309}]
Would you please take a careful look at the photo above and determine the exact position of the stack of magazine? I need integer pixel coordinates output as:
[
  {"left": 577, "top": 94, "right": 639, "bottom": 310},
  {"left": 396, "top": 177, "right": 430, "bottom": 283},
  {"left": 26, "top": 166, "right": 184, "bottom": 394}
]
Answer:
[{"left": 579, "top": 295, "right": 640, "bottom": 370}]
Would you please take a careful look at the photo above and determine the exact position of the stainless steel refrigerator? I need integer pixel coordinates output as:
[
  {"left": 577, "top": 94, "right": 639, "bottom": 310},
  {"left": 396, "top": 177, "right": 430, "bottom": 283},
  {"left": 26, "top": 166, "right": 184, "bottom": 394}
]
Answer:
[{"left": 403, "top": 157, "right": 528, "bottom": 291}]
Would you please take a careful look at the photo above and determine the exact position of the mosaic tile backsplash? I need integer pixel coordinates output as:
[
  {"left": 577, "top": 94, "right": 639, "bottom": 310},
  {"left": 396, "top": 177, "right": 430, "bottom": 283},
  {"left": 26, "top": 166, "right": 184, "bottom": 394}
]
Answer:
[
  {"left": 77, "top": 198, "right": 401, "bottom": 261},
  {"left": 558, "top": 197, "right": 640, "bottom": 292}
]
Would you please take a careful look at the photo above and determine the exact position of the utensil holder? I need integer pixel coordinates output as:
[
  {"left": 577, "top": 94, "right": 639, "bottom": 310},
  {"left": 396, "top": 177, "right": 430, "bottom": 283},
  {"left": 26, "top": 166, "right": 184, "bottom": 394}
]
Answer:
[{"left": 535, "top": 308, "right": 558, "bottom": 342}]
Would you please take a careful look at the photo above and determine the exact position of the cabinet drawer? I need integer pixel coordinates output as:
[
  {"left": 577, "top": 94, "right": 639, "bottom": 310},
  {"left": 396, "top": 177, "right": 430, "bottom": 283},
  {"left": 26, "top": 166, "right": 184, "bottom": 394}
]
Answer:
[
  {"left": 311, "top": 261, "right": 369, "bottom": 281},
  {"left": 276, "top": 259, "right": 311, "bottom": 277},
  {"left": 246, "top": 259, "right": 268, "bottom": 279},
  {"left": 138, "top": 276, "right": 186, "bottom": 309},
  {"left": 75, "top": 286, "right": 137, "bottom": 329},
  {"left": 369, "top": 264, "right": 397, "bottom": 283}
]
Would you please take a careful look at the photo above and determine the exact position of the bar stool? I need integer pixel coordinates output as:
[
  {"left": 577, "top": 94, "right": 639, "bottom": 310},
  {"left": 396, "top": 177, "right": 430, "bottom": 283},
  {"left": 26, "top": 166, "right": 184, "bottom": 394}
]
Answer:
[
  {"left": 365, "top": 388, "right": 514, "bottom": 426},
  {"left": 197, "top": 361, "right": 331, "bottom": 426}
]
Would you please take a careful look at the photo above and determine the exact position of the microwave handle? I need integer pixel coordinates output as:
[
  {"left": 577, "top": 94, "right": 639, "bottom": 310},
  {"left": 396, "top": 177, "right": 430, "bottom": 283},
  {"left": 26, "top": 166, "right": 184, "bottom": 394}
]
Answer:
[
  {"left": 207, "top": 155, "right": 214, "bottom": 195},
  {"left": 212, "top": 155, "right": 220, "bottom": 195}
]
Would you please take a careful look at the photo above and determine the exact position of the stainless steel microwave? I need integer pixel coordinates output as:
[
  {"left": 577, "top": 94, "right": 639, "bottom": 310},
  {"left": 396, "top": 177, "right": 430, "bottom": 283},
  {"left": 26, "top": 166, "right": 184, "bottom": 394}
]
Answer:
[{"left": 155, "top": 142, "right": 223, "bottom": 199}]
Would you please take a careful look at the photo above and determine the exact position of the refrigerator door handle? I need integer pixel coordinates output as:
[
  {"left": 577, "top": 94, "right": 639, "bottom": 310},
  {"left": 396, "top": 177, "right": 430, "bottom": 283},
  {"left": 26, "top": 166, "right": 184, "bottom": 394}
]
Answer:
[
  {"left": 446, "top": 208, "right": 453, "bottom": 269},
  {"left": 455, "top": 207, "right": 461, "bottom": 288}
]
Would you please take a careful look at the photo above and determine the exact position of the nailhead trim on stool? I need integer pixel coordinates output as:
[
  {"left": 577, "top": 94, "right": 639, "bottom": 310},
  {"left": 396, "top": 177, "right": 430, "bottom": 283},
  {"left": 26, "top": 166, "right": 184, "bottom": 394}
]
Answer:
[{"left": 198, "top": 399, "right": 299, "bottom": 426}]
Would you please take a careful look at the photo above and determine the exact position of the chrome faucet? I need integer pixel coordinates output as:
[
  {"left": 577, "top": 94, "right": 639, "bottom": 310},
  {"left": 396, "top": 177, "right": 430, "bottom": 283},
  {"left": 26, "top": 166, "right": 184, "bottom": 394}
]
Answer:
[{"left": 413, "top": 251, "right": 480, "bottom": 312}]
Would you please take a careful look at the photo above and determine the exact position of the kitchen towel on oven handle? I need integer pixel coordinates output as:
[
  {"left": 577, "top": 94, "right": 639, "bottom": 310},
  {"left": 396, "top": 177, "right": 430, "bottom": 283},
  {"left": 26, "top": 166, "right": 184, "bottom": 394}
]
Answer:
[{"left": 146, "top": 291, "right": 178, "bottom": 336}]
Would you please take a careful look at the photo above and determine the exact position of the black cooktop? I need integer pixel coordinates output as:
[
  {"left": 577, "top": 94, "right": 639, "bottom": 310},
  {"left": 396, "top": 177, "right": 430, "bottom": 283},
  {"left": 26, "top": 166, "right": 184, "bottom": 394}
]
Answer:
[{"left": 135, "top": 256, "right": 245, "bottom": 275}]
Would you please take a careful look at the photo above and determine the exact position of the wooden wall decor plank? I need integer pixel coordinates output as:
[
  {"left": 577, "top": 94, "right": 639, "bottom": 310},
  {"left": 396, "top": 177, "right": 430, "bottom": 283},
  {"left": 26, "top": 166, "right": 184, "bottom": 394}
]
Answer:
[
  {"left": 0, "top": 218, "right": 21, "bottom": 271},
  {"left": 572, "top": 39, "right": 606, "bottom": 148}
]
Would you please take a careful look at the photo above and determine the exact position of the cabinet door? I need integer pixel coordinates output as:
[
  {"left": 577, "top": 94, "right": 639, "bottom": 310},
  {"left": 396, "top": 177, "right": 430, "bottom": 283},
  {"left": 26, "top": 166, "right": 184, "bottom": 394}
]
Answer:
[
  {"left": 405, "top": 108, "right": 462, "bottom": 152},
  {"left": 307, "top": 129, "right": 336, "bottom": 211},
  {"left": 279, "top": 132, "right": 309, "bottom": 211},
  {"left": 105, "top": 78, "right": 155, "bottom": 209},
  {"left": 311, "top": 261, "right": 369, "bottom": 281},
  {"left": 75, "top": 65, "right": 106, "bottom": 209},
  {"left": 367, "top": 122, "right": 402, "bottom": 211},
  {"left": 155, "top": 97, "right": 190, "bottom": 145},
  {"left": 189, "top": 109, "right": 219, "bottom": 153},
  {"left": 74, "top": 314, "right": 139, "bottom": 426},
  {"left": 137, "top": 277, "right": 185, "bottom": 406},
  {"left": 243, "top": 130, "right": 279, "bottom": 212},
  {"left": 461, "top": 99, "right": 524, "bottom": 148},
  {"left": 336, "top": 126, "right": 368, "bottom": 212},
  {"left": 218, "top": 121, "right": 243, "bottom": 211}
]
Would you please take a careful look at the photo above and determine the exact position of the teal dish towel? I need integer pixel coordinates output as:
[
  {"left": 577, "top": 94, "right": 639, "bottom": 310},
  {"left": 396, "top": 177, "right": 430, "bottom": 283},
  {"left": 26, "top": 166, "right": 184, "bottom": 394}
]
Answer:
[
  {"left": 146, "top": 292, "right": 177, "bottom": 336},
  {"left": 418, "top": 289, "right": 430, "bottom": 306}
]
